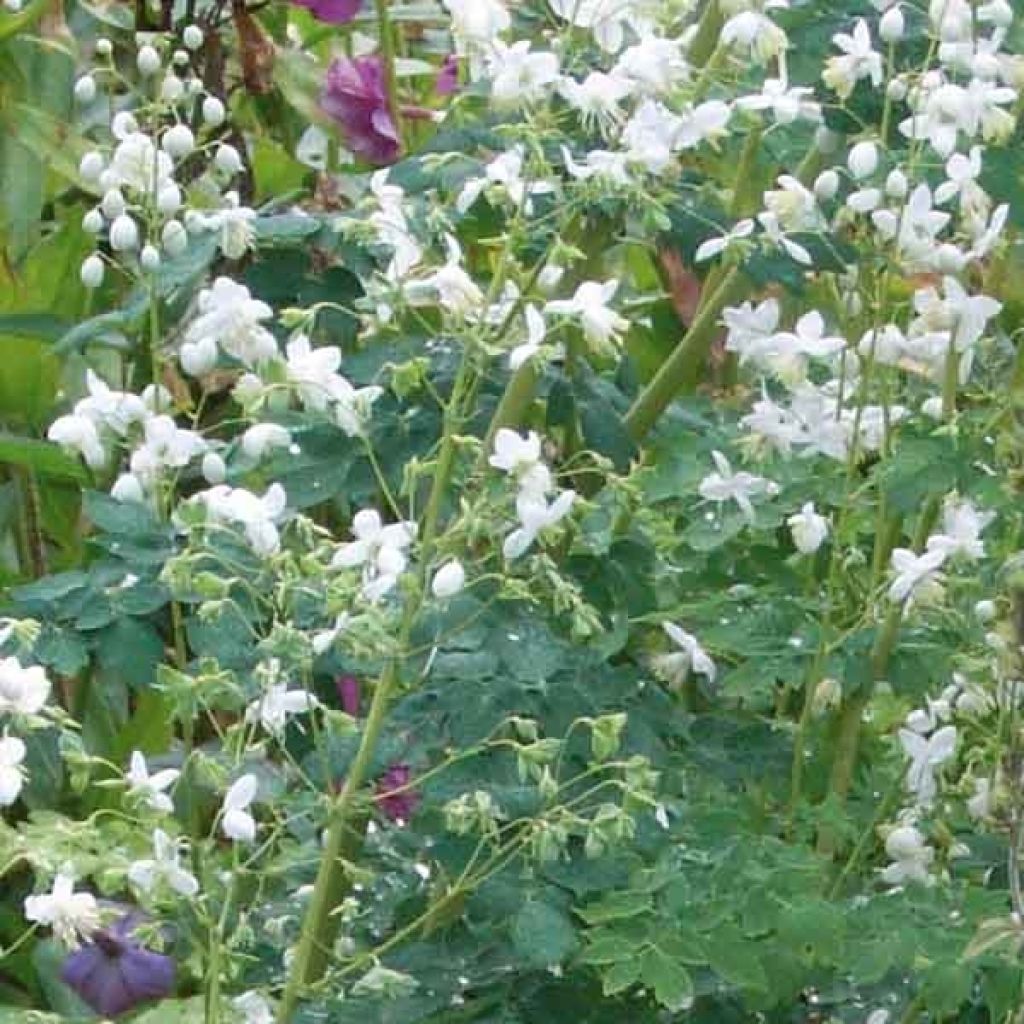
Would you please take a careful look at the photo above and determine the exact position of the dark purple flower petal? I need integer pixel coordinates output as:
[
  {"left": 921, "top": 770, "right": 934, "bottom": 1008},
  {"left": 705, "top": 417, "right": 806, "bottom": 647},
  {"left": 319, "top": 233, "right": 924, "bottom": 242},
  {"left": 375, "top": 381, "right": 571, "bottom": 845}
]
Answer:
[
  {"left": 336, "top": 675, "right": 361, "bottom": 716},
  {"left": 61, "top": 917, "right": 175, "bottom": 1018},
  {"left": 292, "top": 0, "right": 362, "bottom": 23},
  {"left": 321, "top": 56, "right": 400, "bottom": 165},
  {"left": 375, "top": 763, "right": 419, "bottom": 824},
  {"left": 435, "top": 55, "right": 459, "bottom": 97}
]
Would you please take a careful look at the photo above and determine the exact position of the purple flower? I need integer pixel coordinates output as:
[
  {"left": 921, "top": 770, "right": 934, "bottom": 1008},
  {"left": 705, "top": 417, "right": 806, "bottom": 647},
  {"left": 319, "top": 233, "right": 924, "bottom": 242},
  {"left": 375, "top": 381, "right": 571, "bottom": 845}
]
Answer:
[
  {"left": 336, "top": 675, "right": 361, "bottom": 717},
  {"left": 61, "top": 916, "right": 175, "bottom": 1018},
  {"left": 435, "top": 55, "right": 459, "bottom": 97},
  {"left": 321, "top": 56, "right": 400, "bottom": 166},
  {"left": 292, "top": 0, "right": 362, "bottom": 22},
  {"left": 375, "top": 763, "right": 419, "bottom": 824}
]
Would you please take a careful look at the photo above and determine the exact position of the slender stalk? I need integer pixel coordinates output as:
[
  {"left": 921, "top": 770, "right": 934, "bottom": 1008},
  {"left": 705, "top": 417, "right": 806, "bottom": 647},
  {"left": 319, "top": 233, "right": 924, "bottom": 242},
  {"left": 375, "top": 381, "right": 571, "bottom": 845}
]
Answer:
[
  {"left": 688, "top": 0, "right": 723, "bottom": 69},
  {"left": 374, "top": 0, "right": 404, "bottom": 152},
  {"left": 280, "top": 357, "right": 474, "bottom": 1020}
]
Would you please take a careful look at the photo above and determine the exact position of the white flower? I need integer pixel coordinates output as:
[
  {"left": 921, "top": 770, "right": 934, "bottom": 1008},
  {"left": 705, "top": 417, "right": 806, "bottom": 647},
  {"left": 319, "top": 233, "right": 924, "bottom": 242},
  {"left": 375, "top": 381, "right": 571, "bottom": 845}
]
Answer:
[
  {"left": 737, "top": 78, "right": 819, "bottom": 124},
  {"left": 503, "top": 490, "right": 575, "bottom": 560},
  {"left": 408, "top": 236, "right": 485, "bottom": 317},
  {"left": 548, "top": 0, "right": 633, "bottom": 53},
  {"left": 47, "top": 414, "right": 107, "bottom": 469},
  {"left": 194, "top": 483, "right": 288, "bottom": 556},
  {"left": 74, "top": 370, "right": 148, "bottom": 436},
  {"left": 489, "top": 429, "right": 552, "bottom": 497},
  {"left": 823, "top": 19, "right": 883, "bottom": 99},
  {"left": 658, "top": 622, "right": 716, "bottom": 686},
  {"left": 675, "top": 100, "right": 732, "bottom": 150},
  {"left": 899, "top": 724, "right": 957, "bottom": 804},
  {"left": 200, "top": 193, "right": 257, "bottom": 261},
  {"left": 695, "top": 219, "right": 755, "bottom": 263},
  {"left": 128, "top": 828, "right": 199, "bottom": 897},
  {"left": 509, "top": 305, "right": 549, "bottom": 370},
  {"left": 721, "top": 11, "right": 789, "bottom": 63},
  {"left": 107, "top": 132, "right": 175, "bottom": 196},
  {"left": 926, "top": 497, "right": 993, "bottom": 561},
  {"left": 246, "top": 683, "right": 316, "bottom": 734},
  {"left": 762, "top": 175, "right": 820, "bottom": 233},
  {"left": 186, "top": 277, "right": 278, "bottom": 369},
  {"left": 332, "top": 509, "right": 417, "bottom": 601},
  {"left": 546, "top": 280, "right": 628, "bottom": 353},
  {"left": 0, "top": 735, "right": 26, "bottom": 807},
  {"left": 442, "top": 0, "right": 510, "bottom": 76},
  {"left": 487, "top": 40, "right": 560, "bottom": 107},
  {"left": 559, "top": 71, "right": 631, "bottom": 135},
  {"left": 967, "top": 777, "right": 992, "bottom": 820},
  {"left": 620, "top": 100, "right": 682, "bottom": 174},
  {"left": 613, "top": 36, "right": 689, "bottom": 96},
  {"left": 125, "top": 751, "right": 179, "bottom": 814},
  {"left": 723, "top": 299, "right": 780, "bottom": 357},
  {"left": 888, "top": 548, "right": 947, "bottom": 604},
  {"left": 879, "top": 825, "right": 934, "bottom": 886},
  {"left": 284, "top": 335, "right": 348, "bottom": 411},
  {"left": 221, "top": 774, "right": 258, "bottom": 842},
  {"left": 130, "top": 415, "right": 207, "bottom": 485},
  {"left": 698, "top": 450, "right": 778, "bottom": 522},
  {"left": 24, "top": 871, "right": 100, "bottom": 948},
  {"left": 233, "top": 992, "right": 276, "bottom": 1024},
  {"left": 0, "top": 657, "right": 50, "bottom": 716},
  {"left": 431, "top": 560, "right": 466, "bottom": 599},
  {"left": 241, "top": 423, "right": 293, "bottom": 461},
  {"left": 788, "top": 502, "right": 829, "bottom": 554}
]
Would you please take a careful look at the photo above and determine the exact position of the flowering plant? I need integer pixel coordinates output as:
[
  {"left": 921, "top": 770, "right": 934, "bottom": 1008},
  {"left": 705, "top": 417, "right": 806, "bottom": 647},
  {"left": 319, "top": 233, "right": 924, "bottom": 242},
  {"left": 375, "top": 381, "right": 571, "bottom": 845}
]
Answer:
[{"left": 1, "top": 0, "right": 1024, "bottom": 1022}]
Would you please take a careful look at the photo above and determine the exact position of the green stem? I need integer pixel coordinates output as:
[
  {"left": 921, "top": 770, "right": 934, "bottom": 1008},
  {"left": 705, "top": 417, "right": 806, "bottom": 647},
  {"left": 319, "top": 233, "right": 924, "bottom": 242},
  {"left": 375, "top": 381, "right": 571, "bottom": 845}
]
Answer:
[
  {"left": 623, "top": 266, "right": 743, "bottom": 441},
  {"left": 280, "top": 357, "right": 473, "bottom": 1020},
  {"left": 688, "top": 0, "right": 723, "bottom": 69},
  {"left": 374, "top": 0, "right": 404, "bottom": 152}
]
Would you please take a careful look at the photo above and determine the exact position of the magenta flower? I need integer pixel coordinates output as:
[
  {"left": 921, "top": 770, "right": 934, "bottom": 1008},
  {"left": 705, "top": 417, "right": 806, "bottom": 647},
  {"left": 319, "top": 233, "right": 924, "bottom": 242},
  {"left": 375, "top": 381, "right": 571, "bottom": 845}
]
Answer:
[
  {"left": 436, "top": 55, "right": 459, "bottom": 97},
  {"left": 292, "top": 0, "right": 362, "bottom": 22},
  {"left": 375, "top": 763, "right": 419, "bottom": 824},
  {"left": 61, "top": 916, "right": 175, "bottom": 1018},
  {"left": 336, "top": 675, "right": 361, "bottom": 716},
  {"left": 321, "top": 56, "right": 400, "bottom": 165}
]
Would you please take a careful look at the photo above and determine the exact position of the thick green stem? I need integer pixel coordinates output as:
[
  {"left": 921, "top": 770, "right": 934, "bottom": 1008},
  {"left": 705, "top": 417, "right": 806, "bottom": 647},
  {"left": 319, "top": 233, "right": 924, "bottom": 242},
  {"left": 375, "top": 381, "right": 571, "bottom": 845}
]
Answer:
[
  {"left": 280, "top": 358, "right": 472, "bottom": 1020},
  {"left": 623, "top": 266, "right": 743, "bottom": 441},
  {"left": 688, "top": 0, "right": 723, "bottom": 68}
]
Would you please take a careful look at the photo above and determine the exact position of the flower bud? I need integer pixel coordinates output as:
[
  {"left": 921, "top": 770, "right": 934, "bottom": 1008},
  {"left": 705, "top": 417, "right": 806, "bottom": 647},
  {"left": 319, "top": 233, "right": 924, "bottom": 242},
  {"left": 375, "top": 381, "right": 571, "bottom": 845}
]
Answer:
[
  {"left": 80, "top": 254, "right": 105, "bottom": 288},
  {"left": 201, "top": 451, "right": 227, "bottom": 485},
  {"left": 885, "top": 168, "right": 908, "bottom": 198},
  {"left": 787, "top": 502, "right": 828, "bottom": 555},
  {"left": 79, "top": 150, "right": 105, "bottom": 182},
  {"left": 214, "top": 143, "right": 243, "bottom": 175},
  {"left": 109, "top": 213, "right": 139, "bottom": 251},
  {"left": 847, "top": 141, "right": 878, "bottom": 180},
  {"left": 974, "top": 599, "right": 997, "bottom": 623},
  {"left": 172, "top": 49, "right": 189, "bottom": 66},
  {"left": 82, "top": 208, "right": 104, "bottom": 234},
  {"left": 160, "top": 73, "right": 184, "bottom": 103},
  {"left": 813, "top": 169, "right": 840, "bottom": 201},
  {"left": 140, "top": 244, "right": 161, "bottom": 272},
  {"left": 202, "top": 95, "right": 226, "bottom": 127},
  {"left": 95, "top": 38, "right": 113, "bottom": 57},
  {"left": 136, "top": 44, "right": 161, "bottom": 77},
  {"left": 886, "top": 77, "right": 908, "bottom": 101},
  {"left": 183, "top": 24, "right": 204, "bottom": 50},
  {"left": 879, "top": 6, "right": 904, "bottom": 42},
  {"left": 180, "top": 336, "right": 218, "bottom": 377},
  {"left": 74, "top": 75, "right": 97, "bottom": 105},
  {"left": 162, "top": 123, "right": 194, "bottom": 159},
  {"left": 161, "top": 219, "right": 188, "bottom": 256},
  {"left": 157, "top": 182, "right": 182, "bottom": 215},
  {"left": 431, "top": 559, "right": 466, "bottom": 599},
  {"left": 101, "top": 188, "right": 125, "bottom": 219},
  {"left": 111, "top": 473, "right": 145, "bottom": 503}
]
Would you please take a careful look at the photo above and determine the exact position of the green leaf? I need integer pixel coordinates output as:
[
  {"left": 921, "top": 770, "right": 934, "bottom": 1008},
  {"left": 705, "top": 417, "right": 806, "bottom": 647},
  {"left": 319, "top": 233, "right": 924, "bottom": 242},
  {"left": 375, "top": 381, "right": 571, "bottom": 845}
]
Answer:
[
  {"left": 576, "top": 889, "right": 653, "bottom": 925},
  {"left": 511, "top": 899, "right": 579, "bottom": 968},
  {"left": 0, "top": 435, "right": 88, "bottom": 482},
  {"left": 704, "top": 926, "right": 768, "bottom": 992},
  {"left": 601, "top": 956, "right": 641, "bottom": 997},
  {"left": 640, "top": 946, "right": 694, "bottom": 1012},
  {"left": 921, "top": 962, "right": 973, "bottom": 1016}
]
